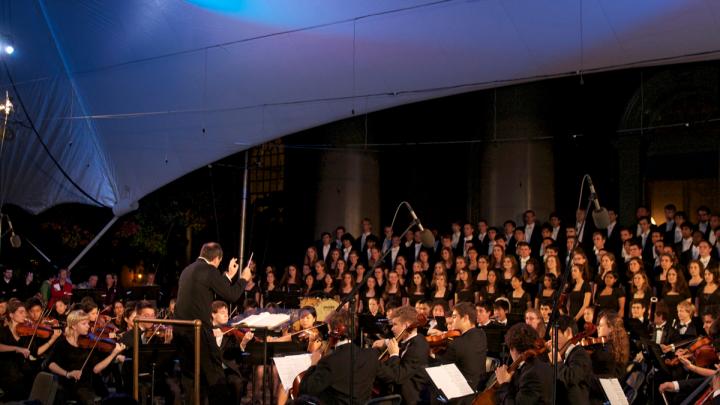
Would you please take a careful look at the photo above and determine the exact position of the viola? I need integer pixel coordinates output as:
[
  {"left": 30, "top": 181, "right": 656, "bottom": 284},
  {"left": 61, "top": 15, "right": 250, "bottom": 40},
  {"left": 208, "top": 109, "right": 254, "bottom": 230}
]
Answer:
[
  {"left": 77, "top": 333, "right": 117, "bottom": 353},
  {"left": 219, "top": 325, "right": 247, "bottom": 342},
  {"left": 378, "top": 313, "right": 428, "bottom": 360},
  {"left": 15, "top": 321, "right": 54, "bottom": 339},
  {"left": 579, "top": 336, "right": 608, "bottom": 347},
  {"left": 665, "top": 336, "right": 716, "bottom": 368},
  {"left": 426, "top": 329, "right": 461, "bottom": 355}
]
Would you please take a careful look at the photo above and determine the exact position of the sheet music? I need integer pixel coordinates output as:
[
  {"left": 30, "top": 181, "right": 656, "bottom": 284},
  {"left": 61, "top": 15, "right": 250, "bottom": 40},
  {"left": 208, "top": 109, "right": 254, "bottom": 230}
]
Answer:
[
  {"left": 425, "top": 364, "right": 475, "bottom": 400},
  {"left": 273, "top": 353, "right": 312, "bottom": 390},
  {"left": 235, "top": 312, "right": 290, "bottom": 328},
  {"left": 599, "top": 378, "right": 629, "bottom": 405}
]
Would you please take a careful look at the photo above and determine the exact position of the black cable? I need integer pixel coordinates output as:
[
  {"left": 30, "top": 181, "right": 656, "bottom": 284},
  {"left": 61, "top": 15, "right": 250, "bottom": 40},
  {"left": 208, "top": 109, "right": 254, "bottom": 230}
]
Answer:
[{"left": 2, "top": 60, "right": 107, "bottom": 208}]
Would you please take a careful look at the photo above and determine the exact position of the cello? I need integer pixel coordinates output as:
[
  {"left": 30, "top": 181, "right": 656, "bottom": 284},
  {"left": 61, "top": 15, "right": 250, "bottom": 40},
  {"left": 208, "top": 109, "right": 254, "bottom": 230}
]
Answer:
[
  {"left": 290, "top": 322, "right": 347, "bottom": 399},
  {"left": 471, "top": 326, "right": 595, "bottom": 405}
]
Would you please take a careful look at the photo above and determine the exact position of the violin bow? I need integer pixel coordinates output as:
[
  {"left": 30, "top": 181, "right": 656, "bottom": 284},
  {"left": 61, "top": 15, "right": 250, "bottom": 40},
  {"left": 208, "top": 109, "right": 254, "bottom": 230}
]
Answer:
[
  {"left": 79, "top": 320, "right": 112, "bottom": 374},
  {"left": 26, "top": 306, "right": 53, "bottom": 350}
]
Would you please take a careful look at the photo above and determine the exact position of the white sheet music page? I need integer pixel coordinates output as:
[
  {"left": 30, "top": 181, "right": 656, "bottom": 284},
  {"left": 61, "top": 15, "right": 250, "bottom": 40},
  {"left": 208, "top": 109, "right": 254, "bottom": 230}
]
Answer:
[
  {"left": 235, "top": 312, "right": 290, "bottom": 328},
  {"left": 274, "top": 353, "right": 312, "bottom": 390},
  {"left": 425, "top": 364, "right": 474, "bottom": 400},
  {"left": 599, "top": 378, "right": 629, "bottom": 405}
]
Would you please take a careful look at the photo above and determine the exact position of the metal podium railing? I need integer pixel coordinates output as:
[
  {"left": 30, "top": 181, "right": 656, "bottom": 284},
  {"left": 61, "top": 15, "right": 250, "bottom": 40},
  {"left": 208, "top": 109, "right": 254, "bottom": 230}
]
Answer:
[{"left": 132, "top": 318, "right": 202, "bottom": 404}]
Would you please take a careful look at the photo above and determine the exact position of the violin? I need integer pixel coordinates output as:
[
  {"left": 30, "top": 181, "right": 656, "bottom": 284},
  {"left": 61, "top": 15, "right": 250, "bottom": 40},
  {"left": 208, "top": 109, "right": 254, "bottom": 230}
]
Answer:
[
  {"left": 378, "top": 314, "right": 428, "bottom": 361},
  {"left": 290, "top": 322, "right": 348, "bottom": 399},
  {"left": 426, "top": 329, "right": 461, "bottom": 355},
  {"left": 144, "top": 325, "right": 173, "bottom": 343},
  {"left": 579, "top": 336, "right": 608, "bottom": 347},
  {"left": 15, "top": 321, "right": 54, "bottom": 339},
  {"left": 77, "top": 333, "right": 117, "bottom": 353},
  {"left": 665, "top": 336, "right": 716, "bottom": 368}
]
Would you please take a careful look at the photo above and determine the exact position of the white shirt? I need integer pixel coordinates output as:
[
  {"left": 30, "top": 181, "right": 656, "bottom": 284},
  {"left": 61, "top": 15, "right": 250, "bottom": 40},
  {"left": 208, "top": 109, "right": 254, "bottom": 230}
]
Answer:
[
  {"left": 519, "top": 256, "right": 530, "bottom": 270},
  {"left": 700, "top": 255, "right": 712, "bottom": 269},
  {"left": 665, "top": 220, "right": 675, "bottom": 232},
  {"left": 463, "top": 236, "right": 474, "bottom": 256},
  {"left": 360, "top": 232, "right": 371, "bottom": 250},
  {"left": 681, "top": 237, "right": 693, "bottom": 252},
  {"left": 343, "top": 247, "right": 351, "bottom": 261},
  {"left": 640, "top": 231, "right": 650, "bottom": 249},
  {"left": 699, "top": 221, "right": 709, "bottom": 234},
  {"left": 451, "top": 232, "right": 461, "bottom": 249},
  {"left": 414, "top": 243, "right": 422, "bottom": 260},
  {"left": 576, "top": 221, "right": 585, "bottom": 242},
  {"left": 322, "top": 244, "right": 331, "bottom": 260},
  {"left": 691, "top": 245, "right": 700, "bottom": 260},
  {"left": 551, "top": 226, "right": 560, "bottom": 241},
  {"left": 674, "top": 227, "right": 683, "bottom": 244},
  {"left": 654, "top": 322, "right": 666, "bottom": 345},
  {"left": 525, "top": 224, "right": 534, "bottom": 242},
  {"left": 390, "top": 246, "right": 400, "bottom": 265},
  {"left": 606, "top": 221, "right": 616, "bottom": 239}
]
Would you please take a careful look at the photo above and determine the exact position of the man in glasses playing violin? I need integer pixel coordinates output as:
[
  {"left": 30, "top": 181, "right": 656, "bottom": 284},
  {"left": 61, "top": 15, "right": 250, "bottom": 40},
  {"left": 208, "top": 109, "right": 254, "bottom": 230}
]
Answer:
[
  {"left": 430, "top": 301, "right": 487, "bottom": 404},
  {"left": 373, "top": 305, "right": 430, "bottom": 404}
]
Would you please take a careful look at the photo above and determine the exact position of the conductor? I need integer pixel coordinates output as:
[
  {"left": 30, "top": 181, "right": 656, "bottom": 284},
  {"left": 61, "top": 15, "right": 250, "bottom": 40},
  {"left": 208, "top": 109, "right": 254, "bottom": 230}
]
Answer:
[{"left": 174, "top": 242, "right": 253, "bottom": 402}]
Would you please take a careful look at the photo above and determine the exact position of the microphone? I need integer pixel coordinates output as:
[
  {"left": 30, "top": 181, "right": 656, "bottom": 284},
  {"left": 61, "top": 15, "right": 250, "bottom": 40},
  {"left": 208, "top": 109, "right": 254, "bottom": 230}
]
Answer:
[
  {"left": 404, "top": 202, "right": 435, "bottom": 248},
  {"left": 5, "top": 215, "right": 21, "bottom": 248},
  {"left": 587, "top": 176, "right": 610, "bottom": 229}
]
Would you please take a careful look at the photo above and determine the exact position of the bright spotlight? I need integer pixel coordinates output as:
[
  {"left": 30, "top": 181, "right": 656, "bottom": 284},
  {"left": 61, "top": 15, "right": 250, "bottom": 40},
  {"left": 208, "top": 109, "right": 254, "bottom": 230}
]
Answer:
[{"left": 4, "top": 45, "right": 13, "bottom": 55}]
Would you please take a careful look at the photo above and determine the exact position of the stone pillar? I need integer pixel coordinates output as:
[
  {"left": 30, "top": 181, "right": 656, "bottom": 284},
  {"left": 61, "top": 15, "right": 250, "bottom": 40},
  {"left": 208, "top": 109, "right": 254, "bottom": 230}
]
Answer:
[
  {"left": 476, "top": 85, "right": 555, "bottom": 225},
  {"left": 616, "top": 136, "right": 642, "bottom": 226},
  {"left": 315, "top": 149, "right": 380, "bottom": 238}
]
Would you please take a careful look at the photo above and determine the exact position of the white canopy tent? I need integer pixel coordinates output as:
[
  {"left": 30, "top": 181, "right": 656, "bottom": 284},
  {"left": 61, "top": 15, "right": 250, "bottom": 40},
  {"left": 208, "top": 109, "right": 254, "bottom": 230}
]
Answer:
[{"left": 1, "top": 0, "right": 719, "bottom": 216}]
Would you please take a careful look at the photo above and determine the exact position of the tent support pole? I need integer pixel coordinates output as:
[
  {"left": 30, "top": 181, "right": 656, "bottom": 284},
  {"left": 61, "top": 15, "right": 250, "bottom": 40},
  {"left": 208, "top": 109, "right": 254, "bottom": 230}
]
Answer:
[
  {"left": 239, "top": 150, "right": 250, "bottom": 263},
  {"left": 67, "top": 216, "right": 119, "bottom": 270}
]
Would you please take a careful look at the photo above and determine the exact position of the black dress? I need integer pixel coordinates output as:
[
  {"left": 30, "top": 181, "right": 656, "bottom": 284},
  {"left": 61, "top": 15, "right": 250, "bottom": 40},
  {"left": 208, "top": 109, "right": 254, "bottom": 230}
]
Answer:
[
  {"left": 662, "top": 290, "right": 691, "bottom": 321},
  {"left": 478, "top": 286, "right": 502, "bottom": 305},
  {"left": 697, "top": 285, "right": 720, "bottom": 316},
  {"left": 568, "top": 282, "right": 591, "bottom": 320},
  {"left": 455, "top": 284, "right": 476, "bottom": 304},
  {"left": 46, "top": 336, "right": 104, "bottom": 403},
  {"left": 408, "top": 290, "right": 428, "bottom": 307},
  {"left": 430, "top": 287, "right": 453, "bottom": 303},
  {"left": 594, "top": 286, "right": 625, "bottom": 314},
  {"left": 0, "top": 324, "right": 34, "bottom": 400},
  {"left": 383, "top": 289, "right": 405, "bottom": 308},
  {"left": 509, "top": 291, "right": 531, "bottom": 317}
]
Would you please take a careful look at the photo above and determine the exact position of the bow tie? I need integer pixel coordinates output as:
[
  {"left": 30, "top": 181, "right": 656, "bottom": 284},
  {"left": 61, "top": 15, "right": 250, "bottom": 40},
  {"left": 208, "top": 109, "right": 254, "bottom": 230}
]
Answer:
[
  {"left": 679, "top": 324, "right": 687, "bottom": 329},
  {"left": 655, "top": 326, "right": 664, "bottom": 331}
]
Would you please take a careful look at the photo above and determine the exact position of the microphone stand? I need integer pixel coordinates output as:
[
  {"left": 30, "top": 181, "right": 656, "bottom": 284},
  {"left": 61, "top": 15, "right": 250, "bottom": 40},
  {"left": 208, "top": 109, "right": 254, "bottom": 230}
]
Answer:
[
  {"left": 334, "top": 218, "right": 420, "bottom": 405},
  {"left": 545, "top": 181, "right": 597, "bottom": 405}
]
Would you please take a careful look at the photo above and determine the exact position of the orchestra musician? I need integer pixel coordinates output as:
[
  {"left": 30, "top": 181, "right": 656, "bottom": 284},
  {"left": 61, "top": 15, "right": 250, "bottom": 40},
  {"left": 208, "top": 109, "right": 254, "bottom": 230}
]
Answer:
[
  {"left": 298, "top": 309, "right": 380, "bottom": 404},
  {"left": 373, "top": 305, "right": 430, "bottom": 404},
  {"left": 0, "top": 299, "right": 59, "bottom": 400},
  {"left": 548, "top": 315, "right": 592, "bottom": 403},
  {"left": 429, "top": 301, "right": 487, "bottom": 404},
  {"left": 210, "top": 300, "right": 254, "bottom": 403},
  {"left": 46, "top": 309, "right": 125, "bottom": 404},
  {"left": 495, "top": 322, "right": 553, "bottom": 404},
  {"left": 117, "top": 300, "right": 177, "bottom": 402},
  {"left": 174, "top": 242, "right": 253, "bottom": 403},
  {"left": 592, "top": 310, "right": 629, "bottom": 379}
]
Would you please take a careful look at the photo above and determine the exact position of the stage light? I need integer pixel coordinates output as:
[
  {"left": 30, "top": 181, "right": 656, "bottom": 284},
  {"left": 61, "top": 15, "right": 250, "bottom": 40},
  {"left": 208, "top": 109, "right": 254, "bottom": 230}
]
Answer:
[{"left": 4, "top": 45, "right": 13, "bottom": 55}]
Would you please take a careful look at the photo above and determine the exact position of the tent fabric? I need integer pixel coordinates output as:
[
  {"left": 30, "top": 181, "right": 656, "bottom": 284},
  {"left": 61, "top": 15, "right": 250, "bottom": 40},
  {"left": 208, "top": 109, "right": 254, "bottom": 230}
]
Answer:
[{"left": 1, "top": 0, "right": 719, "bottom": 214}]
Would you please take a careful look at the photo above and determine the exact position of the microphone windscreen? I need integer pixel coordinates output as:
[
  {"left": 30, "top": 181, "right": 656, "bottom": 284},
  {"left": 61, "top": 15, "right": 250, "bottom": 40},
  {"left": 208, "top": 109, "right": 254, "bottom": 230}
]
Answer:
[
  {"left": 420, "top": 229, "right": 435, "bottom": 248},
  {"left": 10, "top": 234, "right": 21, "bottom": 248},
  {"left": 592, "top": 208, "right": 611, "bottom": 229}
]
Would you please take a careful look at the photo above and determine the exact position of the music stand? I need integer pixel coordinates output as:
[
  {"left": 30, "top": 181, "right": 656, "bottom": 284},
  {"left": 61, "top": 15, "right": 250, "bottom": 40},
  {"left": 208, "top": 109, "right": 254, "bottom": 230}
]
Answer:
[
  {"left": 129, "top": 286, "right": 160, "bottom": 303},
  {"left": 72, "top": 288, "right": 104, "bottom": 304},
  {"left": 266, "top": 290, "right": 300, "bottom": 309}
]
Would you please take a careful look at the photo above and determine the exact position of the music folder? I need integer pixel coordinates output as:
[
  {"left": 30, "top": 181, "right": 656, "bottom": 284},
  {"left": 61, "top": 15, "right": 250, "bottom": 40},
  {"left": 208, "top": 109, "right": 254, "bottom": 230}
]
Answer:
[{"left": 425, "top": 363, "right": 475, "bottom": 400}]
